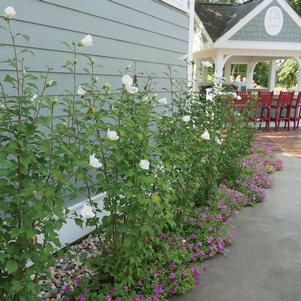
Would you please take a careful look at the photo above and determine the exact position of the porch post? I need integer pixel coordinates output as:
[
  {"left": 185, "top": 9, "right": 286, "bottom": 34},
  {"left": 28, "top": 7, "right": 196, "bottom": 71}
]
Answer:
[
  {"left": 224, "top": 61, "right": 232, "bottom": 84},
  {"left": 193, "top": 59, "right": 201, "bottom": 90},
  {"left": 268, "top": 60, "right": 277, "bottom": 91},
  {"left": 246, "top": 62, "right": 256, "bottom": 90},
  {"left": 214, "top": 52, "right": 224, "bottom": 86}
]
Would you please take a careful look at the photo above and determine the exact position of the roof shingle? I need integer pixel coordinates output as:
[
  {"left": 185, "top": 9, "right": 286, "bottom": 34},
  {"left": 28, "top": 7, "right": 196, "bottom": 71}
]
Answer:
[{"left": 195, "top": 0, "right": 263, "bottom": 42}]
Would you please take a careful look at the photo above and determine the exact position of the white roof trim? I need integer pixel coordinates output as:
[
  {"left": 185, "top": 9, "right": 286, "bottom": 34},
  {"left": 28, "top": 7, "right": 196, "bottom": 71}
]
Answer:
[
  {"left": 215, "top": 0, "right": 273, "bottom": 46},
  {"left": 276, "top": 0, "right": 301, "bottom": 29},
  {"left": 216, "top": 40, "right": 301, "bottom": 51},
  {"left": 161, "top": 0, "right": 189, "bottom": 13}
]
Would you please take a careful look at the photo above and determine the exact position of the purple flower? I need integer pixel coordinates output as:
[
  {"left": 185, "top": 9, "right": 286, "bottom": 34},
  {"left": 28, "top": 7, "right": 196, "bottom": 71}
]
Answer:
[
  {"left": 215, "top": 213, "right": 223, "bottom": 220},
  {"left": 191, "top": 267, "right": 200, "bottom": 285},
  {"left": 124, "top": 285, "right": 129, "bottom": 293},
  {"left": 105, "top": 295, "right": 112, "bottom": 301},
  {"left": 201, "top": 251, "right": 208, "bottom": 259},
  {"left": 207, "top": 236, "right": 214, "bottom": 244},
  {"left": 201, "top": 213, "right": 207, "bottom": 220},
  {"left": 153, "top": 284, "right": 163, "bottom": 296},
  {"left": 170, "top": 262, "right": 177, "bottom": 270},
  {"left": 169, "top": 272, "right": 176, "bottom": 281},
  {"left": 217, "top": 243, "right": 225, "bottom": 252},
  {"left": 170, "top": 287, "right": 176, "bottom": 295},
  {"left": 84, "top": 287, "right": 90, "bottom": 293},
  {"left": 136, "top": 293, "right": 143, "bottom": 301},
  {"left": 64, "top": 286, "right": 70, "bottom": 294},
  {"left": 153, "top": 272, "right": 160, "bottom": 278},
  {"left": 74, "top": 277, "right": 81, "bottom": 286},
  {"left": 137, "top": 280, "right": 143, "bottom": 287},
  {"left": 111, "top": 288, "right": 116, "bottom": 294},
  {"left": 79, "top": 295, "right": 86, "bottom": 301}
]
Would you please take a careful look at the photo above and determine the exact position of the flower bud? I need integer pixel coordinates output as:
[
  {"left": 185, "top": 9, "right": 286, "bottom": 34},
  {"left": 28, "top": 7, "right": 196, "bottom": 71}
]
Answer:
[
  {"left": 46, "top": 80, "right": 56, "bottom": 88},
  {"left": 88, "top": 106, "right": 96, "bottom": 114},
  {"left": 52, "top": 96, "right": 58, "bottom": 105},
  {"left": 103, "top": 82, "right": 112, "bottom": 90}
]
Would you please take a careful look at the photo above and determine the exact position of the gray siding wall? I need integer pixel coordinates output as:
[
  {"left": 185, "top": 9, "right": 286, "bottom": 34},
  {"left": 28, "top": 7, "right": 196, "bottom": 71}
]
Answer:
[
  {"left": 1, "top": 0, "right": 189, "bottom": 96},
  {"left": 0, "top": 0, "right": 189, "bottom": 209}
]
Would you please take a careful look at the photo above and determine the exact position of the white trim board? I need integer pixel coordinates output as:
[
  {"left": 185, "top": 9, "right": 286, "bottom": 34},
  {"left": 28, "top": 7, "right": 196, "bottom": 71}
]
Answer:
[
  {"left": 25, "top": 193, "right": 107, "bottom": 268},
  {"left": 36, "top": 192, "right": 108, "bottom": 249},
  {"left": 161, "top": 0, "right": 189, "bottom": 13},
  {"left": 58, "top": 192, "right": 108, "bottom": 247},
  {"left": 276, "top": 0, "right": 301, "bottom": 29},
  {"left": 187, "top": 0, "right": 195, "bottom": 84},
  {"left": 215, "top": 40, "right": 301, "bottom": 51}
]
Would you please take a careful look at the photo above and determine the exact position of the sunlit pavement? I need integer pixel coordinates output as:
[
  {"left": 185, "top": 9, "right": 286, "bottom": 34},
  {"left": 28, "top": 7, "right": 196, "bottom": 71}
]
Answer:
[
  {"left": 173, "top": 129, "right": 301, "bottom": 301},
  {"left": 256, "top": 128, "right": 301, "bottom": 158}
]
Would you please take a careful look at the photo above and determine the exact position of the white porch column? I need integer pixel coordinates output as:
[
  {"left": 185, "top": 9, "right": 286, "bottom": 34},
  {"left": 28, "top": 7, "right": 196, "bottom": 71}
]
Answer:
[
  {"left": 193, "top": 59, "right": 201, "bottom": 90},
  {"left": 201, "top": 64, "right": 208, "bottom": 83},
  {"left": 246, "top": 62, "right": 256, "bottom": 90},
  {"left": 268, "top": 60, "right": 277, "bottom": 91},
  {"left": 224, "top": 61, "right": 231, "bottom": 84},
  {"left": 297, "top": 70, "right": 301, "bottom": 92},
  {"left": 214, "top": 52, "right": 224, "bottom": 86}
]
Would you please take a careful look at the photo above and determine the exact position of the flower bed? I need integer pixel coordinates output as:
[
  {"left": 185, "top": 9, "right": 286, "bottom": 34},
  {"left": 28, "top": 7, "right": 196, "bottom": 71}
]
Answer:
[
  {"left": 38, "top": 144, "right": 282, "bottom": 301},
  {"left": 0, "top": 7, "right": 282, "bottom": 301}
]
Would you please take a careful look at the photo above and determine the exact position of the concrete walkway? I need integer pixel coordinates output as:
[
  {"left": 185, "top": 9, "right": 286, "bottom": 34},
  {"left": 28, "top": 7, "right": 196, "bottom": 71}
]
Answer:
[{"left": 174, "top": 132, "right": 301, "bottom": 301}]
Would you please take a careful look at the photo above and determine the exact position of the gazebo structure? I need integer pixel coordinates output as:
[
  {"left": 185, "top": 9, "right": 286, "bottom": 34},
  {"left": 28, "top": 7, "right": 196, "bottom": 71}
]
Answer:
[{"left": 193, "top": 0, "right": 301, "bottom": 91}]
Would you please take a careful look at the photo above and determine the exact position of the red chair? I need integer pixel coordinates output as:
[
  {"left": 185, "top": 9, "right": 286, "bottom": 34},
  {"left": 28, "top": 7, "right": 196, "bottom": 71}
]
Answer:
[
  {"left": 235, "top": 91, "right": 251, "bottom": 111},
  {"left": 271, "top": 91, "right": 294, "bottom": 131},
  {"left": 256, "top": 91, "right": 274, "bottom": 131},
  {"left": 290, "top": 91, "right": 301, "bottom": 130}
]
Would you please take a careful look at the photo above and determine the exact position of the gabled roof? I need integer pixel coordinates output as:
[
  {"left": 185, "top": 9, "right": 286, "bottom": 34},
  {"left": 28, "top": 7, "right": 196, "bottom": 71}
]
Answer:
[{"left": 195, "top": 0, "right": 263, "bottom": 42}]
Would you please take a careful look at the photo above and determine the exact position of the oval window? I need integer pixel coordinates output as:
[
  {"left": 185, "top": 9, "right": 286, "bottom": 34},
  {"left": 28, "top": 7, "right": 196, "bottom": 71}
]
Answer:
[{"left": 264, "top": 6, "right": 283, "bottom": 36}]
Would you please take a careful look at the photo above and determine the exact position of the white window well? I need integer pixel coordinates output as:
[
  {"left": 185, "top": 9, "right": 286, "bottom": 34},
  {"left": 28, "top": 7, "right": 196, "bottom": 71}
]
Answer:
[{"left": 264, "top": 6, "right": 283, "bottom": 36}]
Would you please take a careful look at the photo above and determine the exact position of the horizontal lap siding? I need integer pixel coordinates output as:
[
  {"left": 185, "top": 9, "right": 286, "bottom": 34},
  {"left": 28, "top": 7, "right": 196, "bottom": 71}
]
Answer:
[
  {"left": 0, "top": 0, "right": 189, "bottom": 94},
  {"left": 0, "top": 0, "right": 188, "bottom": 209}
]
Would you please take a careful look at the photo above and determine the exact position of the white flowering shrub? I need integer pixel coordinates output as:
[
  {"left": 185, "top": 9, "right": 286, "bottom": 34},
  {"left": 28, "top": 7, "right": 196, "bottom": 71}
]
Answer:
[
  {"left": 0, "top": 15, "right": 82, "bottom": 301},
  {"left": 0, "top": 7, "right": 255, "bottom": 301}
]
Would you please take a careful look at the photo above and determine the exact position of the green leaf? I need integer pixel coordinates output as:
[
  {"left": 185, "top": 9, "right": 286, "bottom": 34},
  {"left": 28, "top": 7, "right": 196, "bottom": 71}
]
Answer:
[
  {"left": 4, "top": 74, "right": 16, "bottom": 84},
  {"left": 46, "top": 80, "right": 57, "bottom": 88},
  {"left": 6, "top": 260, "right": 18, "bottom": 274},
  {"left": 11, "top": 280, "right": 22, "bottom": 292},
  {"left": 19, "top": 49, "right": 35, "bottom": 57},
  {"left": 15, "top": 33, "right": 30, "bottom": 42}
]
